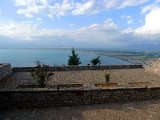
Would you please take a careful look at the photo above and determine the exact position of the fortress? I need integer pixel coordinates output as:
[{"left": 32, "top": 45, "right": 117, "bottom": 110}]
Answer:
[{"left": 1, "top": 64, "right": 160, "bottom": 109}]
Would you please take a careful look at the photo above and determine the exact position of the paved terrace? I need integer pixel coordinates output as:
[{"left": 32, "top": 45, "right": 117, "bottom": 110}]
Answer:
[
  {"left": 1, "top": 99, "right": 160, "bottom": 120},
  {"left": 0, "top": 68, "right": 160, "bottom": 90},
  {"left": 1, "top": 64, "right": 160, "bottom": 120}
]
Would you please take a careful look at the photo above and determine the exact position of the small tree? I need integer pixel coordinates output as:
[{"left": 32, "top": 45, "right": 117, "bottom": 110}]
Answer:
[
  {"left": 91, "top": 56, "right": 101, "bottom": 66},
  {"left": 104, "top": 73, "right": 110, "bottom": 83},
  {"left": 31, "top": 63, "right": 54, "bottom": 87},
  {"left": 68, "top": 48, "right": 81, "bottom": 65}
]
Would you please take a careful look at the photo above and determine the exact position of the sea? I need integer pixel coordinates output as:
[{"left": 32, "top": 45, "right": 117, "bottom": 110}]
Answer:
[{"left": 0, "top": 49, "right": 131, "bottom": 67}]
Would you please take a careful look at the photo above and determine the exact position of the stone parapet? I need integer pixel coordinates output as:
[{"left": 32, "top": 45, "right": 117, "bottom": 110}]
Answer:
[
  {"left": 0, "top": 86, "right": 159, "bottom": 109},
  {"left": 13, "top": 65, "right": 143, "bottom": 72},
  {"left": 0, "top": 64, "right": 12, "bottom": 80}
]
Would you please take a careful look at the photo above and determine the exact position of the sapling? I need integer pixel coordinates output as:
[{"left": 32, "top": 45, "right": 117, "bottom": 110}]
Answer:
[
  {"left": 104, "top": 73, "right": 110, "bottom": 83},
  {"left": 31, "top": 63, "right": 54, "bottom": 88}
]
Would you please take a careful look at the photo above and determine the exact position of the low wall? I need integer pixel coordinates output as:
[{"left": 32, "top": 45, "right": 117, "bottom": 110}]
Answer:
[
  {"left": 13, "top": 65, "right": 143, "bottom": 72},
  {"left": 0, "top": 87, "right": 160, "bottom": 109},
  {"left": 0, "top": 64, "right": 12, "bottom": 80}
]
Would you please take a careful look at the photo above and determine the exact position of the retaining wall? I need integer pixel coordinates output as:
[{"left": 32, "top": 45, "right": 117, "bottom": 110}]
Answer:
[
  {"left": 13, "top": 65, "right": 143, "bottom": 72},
  {"left": 0, "top": 64, "right": 12, "bottom": 80},
  {"left": 0, "top": 87, "right": 160, "bottom": 109}
]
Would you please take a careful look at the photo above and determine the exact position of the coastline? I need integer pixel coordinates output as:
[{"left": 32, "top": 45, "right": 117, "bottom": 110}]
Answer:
[
  {"left": 1, "top": 48, "right": 158, "bottom": 66},
  {"left": 93, "top": 52, "right": 137, "bottom": 64},
  {"left": 92, "top": 51, "right": 153, "bottom": 65},
  {"left": 0, "top": 49, "right": 131, "bottom": 67}
]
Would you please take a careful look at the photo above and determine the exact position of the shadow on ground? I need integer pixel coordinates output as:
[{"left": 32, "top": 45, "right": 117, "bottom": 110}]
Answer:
[{"left": 1, "top": 99, "right": 160, "bottom": 120}]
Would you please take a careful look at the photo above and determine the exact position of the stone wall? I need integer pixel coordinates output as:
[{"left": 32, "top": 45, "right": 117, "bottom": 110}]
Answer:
[
  {"left": 0, "top": 64, "right": 12, "bottom": 80},
  {"left": 13, "top": 65, "right": 143, "bottom": 72},
  {"left": 0, "top": 87, "right": 160, "bottom": 109}
]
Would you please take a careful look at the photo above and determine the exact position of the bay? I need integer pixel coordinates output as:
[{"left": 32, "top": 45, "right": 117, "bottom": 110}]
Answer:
[{"left": 0, "top": 49, "right": 131, "bottom": 67}]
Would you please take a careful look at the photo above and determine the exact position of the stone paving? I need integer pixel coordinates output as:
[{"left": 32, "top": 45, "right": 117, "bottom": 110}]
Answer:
[
  {"left": 1, "top": 63, "right": 160, "bottom": 119},
  {"left": 1, "top": 99, "right": 160, "bottom": 120},
  {"left": 1, "top": 68, "right": 160, "bottom": 90}
]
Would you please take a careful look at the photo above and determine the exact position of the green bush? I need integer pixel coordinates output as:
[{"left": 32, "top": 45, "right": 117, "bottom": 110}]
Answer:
[
  {"left": 104, "top": 73, "right": 110, "bottom": 83},
  {"left": 31, "top": 63, "right": 54, "bottom": 87},
  {"left": 91, "top": 56, "right": 101, "bottom": 66}
]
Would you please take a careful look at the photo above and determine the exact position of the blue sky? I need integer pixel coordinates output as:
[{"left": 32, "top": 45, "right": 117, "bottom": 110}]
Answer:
[{"left": 0, "top": 0, "right": 160, "bottom": 49}]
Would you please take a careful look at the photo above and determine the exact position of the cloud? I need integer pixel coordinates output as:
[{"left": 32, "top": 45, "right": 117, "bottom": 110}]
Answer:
[
  {"left": 121, "top": 15, "right": 133, "bottom": 24},
  {"left": 36, "top": 17, "right": 43, "bottom": 22},
  {"left": 15, "top": 0, "right": 149, "bottom": 18},
  {"left": 79, "top": 19, "right": 117, "bottom": 31},
  {"left": 118, "top": 0, "right": 149, "bottom": 8},
  {"left": 0, "top": 22, "right": 36, "bottom": 40},
  {"left": 72, "top": 0, "right": 101, "bottom": 15},
  {"left": 1, "top": 9, "right": 160, "bottom": 49},
  {"left": 0, "top": 19, "right": 128, "bottom": 48},
  {"left": 69, "top": 23, "right": 76, "bottom": 26},
  {"left": 136, "top": 8, "right": 160, "bottom": 36},
  {"left": 141, "top": 4, "right": 160, "bottom": 14},
  {"left": 15, "top": 0, "right": 74, "bottom": 18},
  {"left": 0, "top": 18, "right": 117, "bottom": 39},
  {"left": 119, "top": 7, "right": 160, "bottom": 44}
]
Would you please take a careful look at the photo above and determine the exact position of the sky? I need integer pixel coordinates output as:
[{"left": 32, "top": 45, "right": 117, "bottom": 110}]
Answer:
[{"left": 0, "top": 0, "right": 160, "bottom": 49}]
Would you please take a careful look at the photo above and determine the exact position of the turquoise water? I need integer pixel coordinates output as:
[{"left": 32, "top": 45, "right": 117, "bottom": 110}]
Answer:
[{"left": 0, "top": 49, "right": 131, "bottom": 67}]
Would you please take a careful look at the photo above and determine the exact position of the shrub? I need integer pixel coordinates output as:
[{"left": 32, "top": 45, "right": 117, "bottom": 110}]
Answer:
[
  {"left": 31, "top": 63, "right": 54, "bottom": 87},
  {"left": 68, "top": 48, "right": 81, "bottom": 65},
  {"left": 90, "top": 56, "right": 101, "bottom": 66},
  {"left": 104, "top": 73, "right": 110, "bottom": 83}
]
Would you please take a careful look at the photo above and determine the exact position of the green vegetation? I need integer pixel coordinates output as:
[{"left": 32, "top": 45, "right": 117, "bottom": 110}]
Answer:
[
  {"left": 68, "top": 48, "right": 81, "bottom": 65},
  {"left": 31, "top": 62, "right": 54, "bottom": 87},
  {"left": 91, "top": 56, "right": 101, "bottom": 66},
  {"left": 104, "top": 73, "right": 110, "bottom": 83},
  {"left": 89, "top": 49, "right": 160, "bottom": 64}
]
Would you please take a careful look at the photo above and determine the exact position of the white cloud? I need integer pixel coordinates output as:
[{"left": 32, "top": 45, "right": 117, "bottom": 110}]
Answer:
[
  {"left": 36, "top": 17, "right": 42, "bottom": 21},
  {"left": 0, "top": 19, "right": 126, "bottom": 47},
  {"left": 118, "top": 0, "right": 149, "bottom": 8},
  {"left": 72, "top": 0, "right": 98, "bottom": 15},
  {"left": 80, "top": 19, "right": 117, "bottom": 31},
  {"left": 0, "top": 22, "right": 40, "bottom": 40},
  {"left": 98, "top": 0, "right": 149, "bottom": 10},
  {"left": 141, "top": 4, "right": 160, "bottom": 14},
  {"left": 122, "top": 27, "right": 134, "bottom": 33},
  {"left": 15, "top": 0, "right": 74, "bottom": 18},
  {"left": 15, "top": 0, "right": 149, "bottom": 18},
  {"left": 117, "top": 7, "right": 160, "bottom": 44},
  {"left": 136, "top": 8, "right": 160, "bottom": 35},
  {"left": 1, "top": 11, "right": 160, "bottom": 48},
  {"left": 69, "top": 23, "right": 76, "bottom": 26},
  {"left": 121, "top": 15, "right": 133, "bottom": 24},
  {"left": 0, "top": 18, "right": 117, "bottom": 39}
]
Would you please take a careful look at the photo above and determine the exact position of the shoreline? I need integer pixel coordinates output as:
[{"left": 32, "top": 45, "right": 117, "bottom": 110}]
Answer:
[
  {"left": 1, "top": 48, "right": 158, "bottom": 67},
  {"left": 0, "top": 49, "right": 131, "bottom": 67},
  {"left": 93, "top": 52, "right": 150, "bottom": 65}
]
